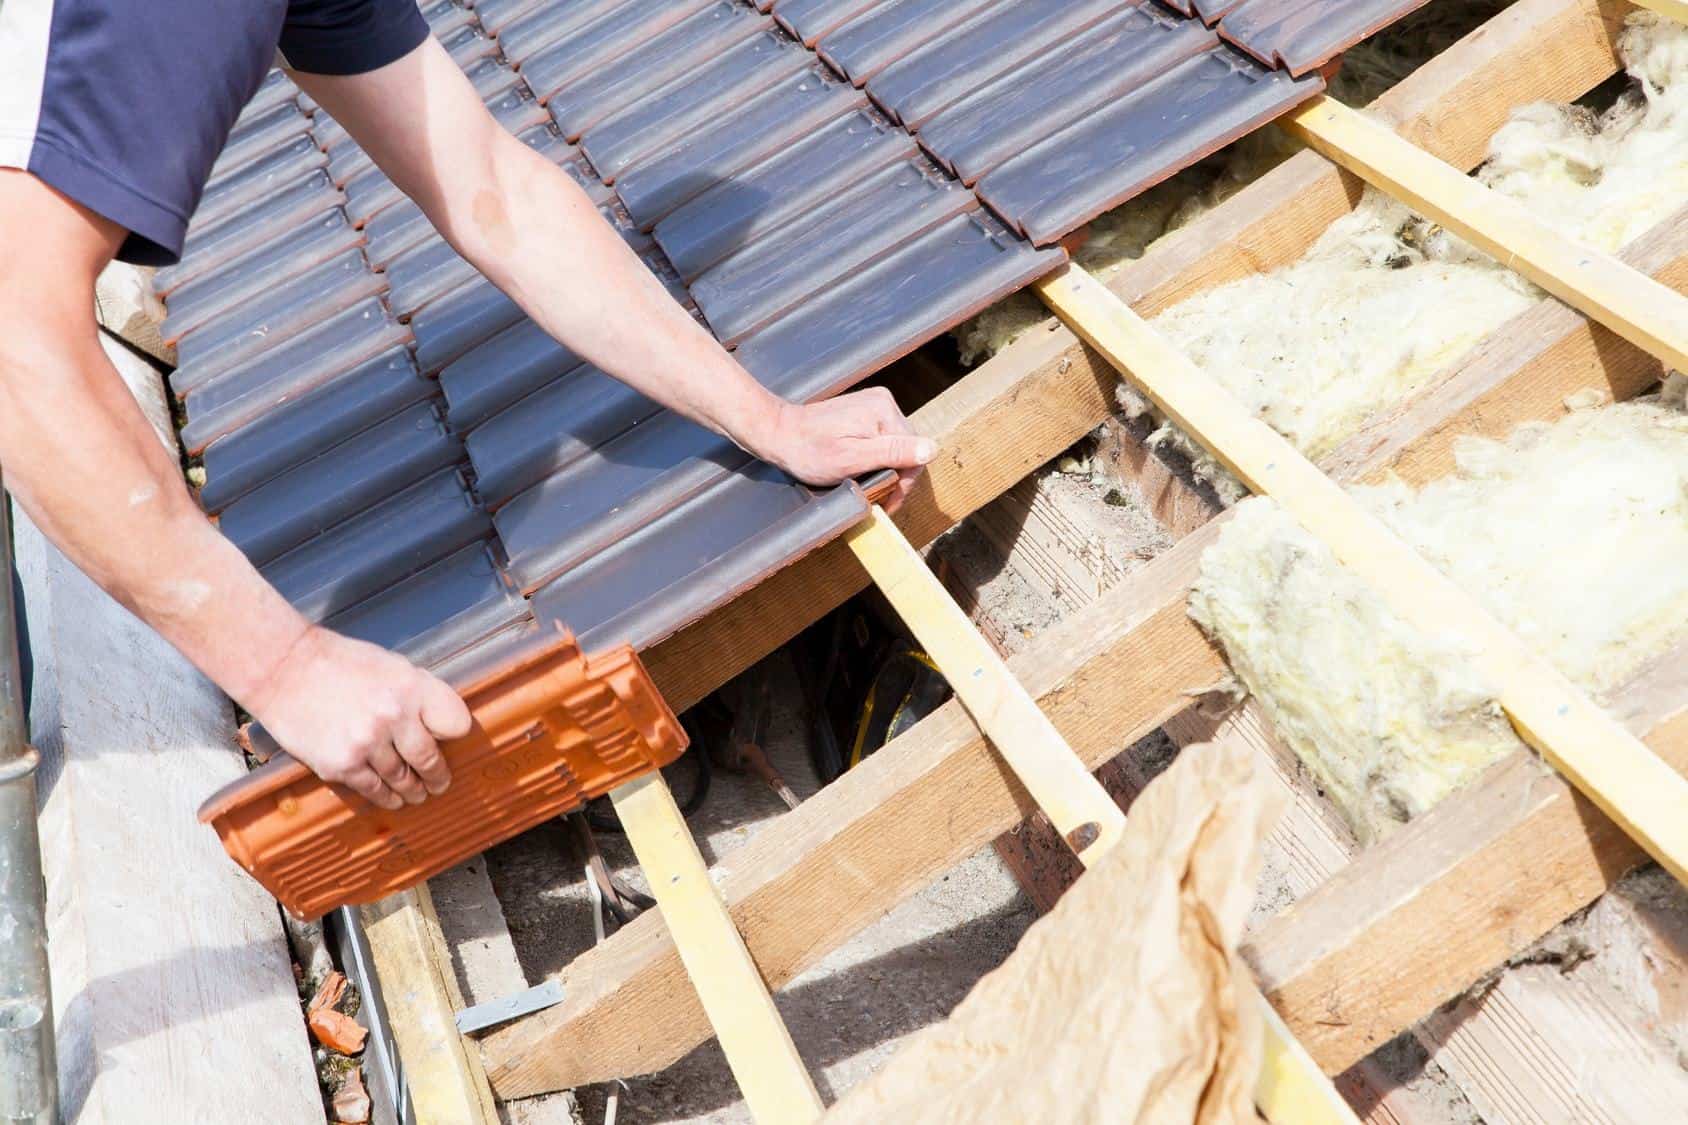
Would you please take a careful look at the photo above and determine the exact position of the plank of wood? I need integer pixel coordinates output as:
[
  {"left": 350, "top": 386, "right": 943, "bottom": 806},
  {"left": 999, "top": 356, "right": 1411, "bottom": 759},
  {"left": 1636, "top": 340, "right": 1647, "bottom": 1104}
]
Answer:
[
  {"left": 1422, "top": 965, "right": 1688, "bottom": 1124},
  {"left": 362, "top": 886, "right": 499, "bottom": 1125},
  {"left": 1036, "top": 262, "right": 1688, "bottom": 887},
  {"left": 428, "top": 860, "right": 580, "bottom": 1125},
  {"left": 1171, "top": 702, "right": 1688, "bottom": 1122},
  {"left": 475, "top": 3, "right": 1637, "bottom": 1092},
  {"left": 847, "top": 505, "right": 1127, "bottom": 863},
  {"left": 639, "top": 0, "right": 1627, "bottom": 716},
  {"left": 1282, "top": 96, "right": 1688, "bottom": 374},
  {"left": 16, "top": 333, "right": 321, "bottom": 1123},
  {"left": 1248, "top": 672, "right": 1688, "bottom": 1071},
  {"left": 609, "top": 774, "right": 823, "bottom": 1123}
]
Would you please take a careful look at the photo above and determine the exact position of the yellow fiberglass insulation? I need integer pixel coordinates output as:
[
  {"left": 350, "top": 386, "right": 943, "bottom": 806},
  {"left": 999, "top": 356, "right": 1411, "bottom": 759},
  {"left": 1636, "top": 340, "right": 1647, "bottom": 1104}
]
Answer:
[
  {"left": 950, "top": 0, "right": 1513, "bottom": 364},
  {"left": 1135, "top": 12, "right": 1688, "bottom": 501},
  {"left": 1188, "top": 391, "right": 1688, "bottom": 844}
]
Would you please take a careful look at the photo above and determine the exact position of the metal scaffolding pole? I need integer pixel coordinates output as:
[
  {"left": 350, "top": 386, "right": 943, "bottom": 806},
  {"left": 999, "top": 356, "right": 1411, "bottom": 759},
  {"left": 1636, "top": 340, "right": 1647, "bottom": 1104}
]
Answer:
[{"left": 0, "top": 486, "right": 56, "bottom": 1123}]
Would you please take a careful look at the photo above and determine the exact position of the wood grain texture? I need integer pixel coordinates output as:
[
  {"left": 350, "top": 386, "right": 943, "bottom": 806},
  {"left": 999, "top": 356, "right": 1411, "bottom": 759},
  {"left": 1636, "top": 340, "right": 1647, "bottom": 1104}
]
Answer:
[
  {"left": 18, "top": 334, "right": 321, "bottom": 1124},
  {"left": 610, "top": 775, "right": 822, "bottom": 1123},
  {"left": 362, "top": 885, "right": 499, "bottom": 1124},
  {"left": 1249, "top": 699, "right": 1688, "bottom": 1073},
  {"left": 1173, "top": 702, "right": 1688, "bottom": 1123}
]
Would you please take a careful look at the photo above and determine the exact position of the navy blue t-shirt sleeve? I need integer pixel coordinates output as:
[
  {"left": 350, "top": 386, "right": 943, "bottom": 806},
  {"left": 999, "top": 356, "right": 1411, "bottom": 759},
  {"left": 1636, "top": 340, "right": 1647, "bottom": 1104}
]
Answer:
[
  {"left": 279, "top": 0, "right": 431, "bottom": 77},
  {"left": 0, "top": 0, "right": 430, "bottom": 267}
]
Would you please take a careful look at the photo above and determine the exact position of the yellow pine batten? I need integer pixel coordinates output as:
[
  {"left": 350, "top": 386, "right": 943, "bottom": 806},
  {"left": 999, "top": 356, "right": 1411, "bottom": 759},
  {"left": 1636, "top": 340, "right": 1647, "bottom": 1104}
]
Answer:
[
  {"left": 610, "top": 774, "right": 823, "bottom": 1124},
  {"left": 845, "top": 506, "right": 1357, "bottom": 1125},
  {"left": 1033, "top": 264, "right": 1688, "bottom": 892},
  {"left": 1279, "top": 95, "right": 1688, "bottom": 374}
]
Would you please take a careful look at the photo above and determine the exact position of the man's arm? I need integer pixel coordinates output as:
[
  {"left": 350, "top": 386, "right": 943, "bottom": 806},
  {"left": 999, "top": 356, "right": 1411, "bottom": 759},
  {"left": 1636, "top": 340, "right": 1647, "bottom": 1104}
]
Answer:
[
  {"left": 0, "top": 172, "right": 468, "bottom": 811},
  {"left": 292, "top": 39, "right": 935, "bottom": 508}
]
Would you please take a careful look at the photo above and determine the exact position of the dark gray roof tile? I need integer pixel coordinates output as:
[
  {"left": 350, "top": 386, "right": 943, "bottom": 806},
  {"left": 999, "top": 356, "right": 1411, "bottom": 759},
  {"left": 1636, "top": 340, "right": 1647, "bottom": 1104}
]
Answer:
[
  {"left": 438, "top": 318, "right": 583, "bottom": 431},
  {"left": 466, "top": 365, "right": 658, "bottom": 507},
  {"left": 865, "top": 0, "right": 1132, "bottom": 129},
  {"left": 326, "top": 541, "right": 529, "bottom": 669},
  {"left": 199, "top": 347, "right": 431, "bottom": 513},
  {"left": 691, "top": 154, "right": 975, "bottom": 346},
  {"left": 496, "top": 412, "right": 746, "bottom": 592},
  {"left": 1218, "top": 0, "right": 1431, "bottom": 76},
  {"left": 543, "top": 3, "right": 771, "bottom": 140},
  {"left": 533, "top": 460, "right": 869, "bottom": 652},
  {"left": 173, "top": 249, "right": 386, "bottom": 377},
  {"left": 179, "top": 298, "right": 412, "bottom": 452},
  {"left": 614, "top": 63, "right": 866, "bottom": 230},
  {"left": 162, "top": 210, "right": 361, "bottom": 341},
  {"left": 264, "top": 468, "right": 490, "bottom": 622},
  {"left": 192, "top": 134, "right": 327, "bottom": 232},
  {"left": 815, "top": 0, "right": 1000, "bottom": 86},
  {"left": 652, "top": 107, "right": 915, "bottom": 281},
  {"left": 165, "top": 172, "right": 344, "bottom": 291},
  {"left": 978, "top": 46, "right": 1323, "bottom": 244},
  {"left": 580, "top": 29, "right": 810, "bottom": 183},
  {"left": 217, "top": 401, "right": 461, "bottom": 567},
  {"left": 734, "top": 208, "right": 1065, "bottom": 403},
  {"left": 917, "top": 4, "right": 1214, "bottom": 185}
]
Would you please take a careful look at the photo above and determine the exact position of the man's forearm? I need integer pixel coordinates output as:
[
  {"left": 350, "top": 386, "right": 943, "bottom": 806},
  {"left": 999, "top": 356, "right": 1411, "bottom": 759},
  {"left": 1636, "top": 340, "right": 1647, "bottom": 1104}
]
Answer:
[
  {"left": 443, "top": 133, "right": 788, "bottom": 454},
  {"left": 0, "top": 324, "right": 310, "bottom": 706}
]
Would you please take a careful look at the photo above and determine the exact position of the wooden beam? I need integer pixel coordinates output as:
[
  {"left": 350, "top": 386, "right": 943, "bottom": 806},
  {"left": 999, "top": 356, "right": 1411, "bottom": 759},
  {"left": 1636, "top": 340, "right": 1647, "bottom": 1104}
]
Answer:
[
  {"left": 1248, "top": 661, "right": 1688, "bottom": 1072},
  {"left": 1282, "top": 96, "right": 1688, "bottom": 374},
  {"left": 1171, "top": 702, "right": 1688, "bottom": 1122},
  {"left": 608, "top": 775, "right": 823, "bottom": 1123},
  {"left": 362, "top": 887, "right": 499, "bottom": 1124},
  {"left": 640, "top": 0, "right": 1631, "bottom": 715},
  {"left": 846, "top": 505, "right": 1128, "bottom": 863},
  {"left": 476, "top": 3, "right": 1640, "bottom": 1093}
]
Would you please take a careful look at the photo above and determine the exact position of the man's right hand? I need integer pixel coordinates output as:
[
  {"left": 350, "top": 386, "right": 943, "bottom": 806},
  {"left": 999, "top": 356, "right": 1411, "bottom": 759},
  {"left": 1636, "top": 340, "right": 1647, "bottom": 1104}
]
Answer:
[{"left": 245, "top": 626, "right": 473, "bottom": 810}]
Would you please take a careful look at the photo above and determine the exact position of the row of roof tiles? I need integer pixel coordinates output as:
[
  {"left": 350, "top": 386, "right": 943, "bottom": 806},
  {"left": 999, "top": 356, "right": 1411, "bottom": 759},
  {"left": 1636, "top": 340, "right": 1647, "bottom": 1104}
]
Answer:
[{"left": 156, "top": 0, "right": 1419, "bottom": 684}]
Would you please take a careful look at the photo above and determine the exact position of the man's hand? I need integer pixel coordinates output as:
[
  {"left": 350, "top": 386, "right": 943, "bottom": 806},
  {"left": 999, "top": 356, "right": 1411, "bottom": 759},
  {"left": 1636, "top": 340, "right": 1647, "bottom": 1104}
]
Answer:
[
  {"left": 245, "top": 627, "right": 473, "bottom": 811},
  {"left": 747, "top": 388, "right": 936, "bottom": 512}
]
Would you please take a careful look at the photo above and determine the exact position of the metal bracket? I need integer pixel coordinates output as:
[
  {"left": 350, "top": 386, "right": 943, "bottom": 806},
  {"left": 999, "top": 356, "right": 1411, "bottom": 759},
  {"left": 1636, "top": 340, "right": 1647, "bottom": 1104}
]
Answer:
[{"left": 454, "top": 979, "right": 566, "bottom": 1035}]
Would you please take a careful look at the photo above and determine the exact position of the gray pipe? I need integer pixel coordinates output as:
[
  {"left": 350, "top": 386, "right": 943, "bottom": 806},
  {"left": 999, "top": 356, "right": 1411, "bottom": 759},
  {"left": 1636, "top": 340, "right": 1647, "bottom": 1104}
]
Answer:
[{"left": 0, "top": 489, "right": 55, "bottom": 1124}]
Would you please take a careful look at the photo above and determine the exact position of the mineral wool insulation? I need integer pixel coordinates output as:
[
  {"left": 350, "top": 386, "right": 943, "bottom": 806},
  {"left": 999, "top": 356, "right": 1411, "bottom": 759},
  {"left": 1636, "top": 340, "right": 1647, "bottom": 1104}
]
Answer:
[
  {"left": 1144, "top": 12, "right": 1688, "bottom": 498},
  {"left": 952, "top": 0, "right": 1514, "bottom": 364},
  {"left": 1180, "top": 14, "right": 1688, "bottom": 844},
  {"left": 1190, "top": 392, "right": 1688, "bottom": 843}
]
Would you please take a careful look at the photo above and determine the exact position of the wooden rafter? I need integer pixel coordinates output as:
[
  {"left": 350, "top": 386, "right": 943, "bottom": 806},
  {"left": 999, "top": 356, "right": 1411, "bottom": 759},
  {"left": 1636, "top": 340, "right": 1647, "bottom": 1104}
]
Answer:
[
  {"left": 475, "top": 0, "right": 1648, "bottom": 1097},
  {"left": 846, "top": 507, "right": 1353, "bottom": 1123},
  {"left": 1036, "top": 263, "right": 1688, "bottom": 887}
]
